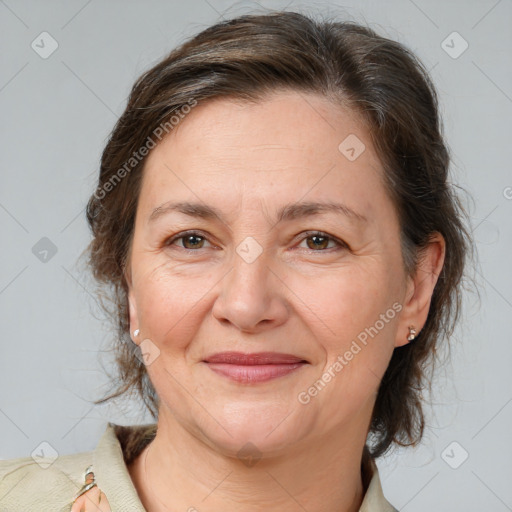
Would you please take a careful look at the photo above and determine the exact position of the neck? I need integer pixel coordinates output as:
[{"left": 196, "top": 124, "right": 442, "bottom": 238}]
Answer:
[{"left": 128, "top": 408, "right": 371, "bottom": 512}]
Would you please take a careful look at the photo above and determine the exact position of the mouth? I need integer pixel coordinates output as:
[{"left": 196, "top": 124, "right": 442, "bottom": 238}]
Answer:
[{"left": 202, "top": 351, "right": 309, "bottom": 384}]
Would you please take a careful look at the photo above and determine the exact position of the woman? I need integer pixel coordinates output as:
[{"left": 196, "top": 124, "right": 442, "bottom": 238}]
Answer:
[{"left": 0, "top": 10, "right": 472, "bottom": 512}]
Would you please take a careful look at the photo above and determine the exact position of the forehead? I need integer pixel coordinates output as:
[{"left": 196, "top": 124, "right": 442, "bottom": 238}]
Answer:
[
  {"left": 155, "top": 90, "right": 371, "bottom": 161},
  {"left": 139, "top": 90, "right": 387, "bottom": 223}
]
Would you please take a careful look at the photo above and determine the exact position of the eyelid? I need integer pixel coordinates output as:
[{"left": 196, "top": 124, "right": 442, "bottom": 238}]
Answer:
[{"left": 164, "top": 230, "right": 348, "bottom": 252}]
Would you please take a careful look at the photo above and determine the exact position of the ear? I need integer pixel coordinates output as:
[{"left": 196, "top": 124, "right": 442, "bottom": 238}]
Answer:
[{"left": 395, "top": 232, "right": 446, "bottom": 348}]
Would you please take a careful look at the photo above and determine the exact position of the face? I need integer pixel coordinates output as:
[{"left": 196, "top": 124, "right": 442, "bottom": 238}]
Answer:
[{"left": 126, "top": 90, "right": 412, "bottom": 456}]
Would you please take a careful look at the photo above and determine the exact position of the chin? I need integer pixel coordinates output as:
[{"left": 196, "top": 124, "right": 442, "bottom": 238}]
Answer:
[{"left": 199, "top": 404, "right": 307, "bottom": 459}]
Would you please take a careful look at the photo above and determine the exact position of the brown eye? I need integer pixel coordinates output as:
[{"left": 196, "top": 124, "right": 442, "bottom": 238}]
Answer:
[
  {"left": 298, "top": 231, "right": 347, "bottom": 252},
  {"left": 165, "top": 231, "right": 211, "bottom": 250},
  {"left": 306, "top": 234, "right": 330, "bottom": 250},
  {"left": 181, "top": 234, "right": 205, "bottom": 249}
]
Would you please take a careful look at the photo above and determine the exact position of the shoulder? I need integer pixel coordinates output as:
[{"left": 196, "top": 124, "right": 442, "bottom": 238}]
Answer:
[
  {"left": 0, "top": 450, "right": 93, "bottom": 511},
  {"left": 0, "top": 422, "right": 155, "bottom": 512}
]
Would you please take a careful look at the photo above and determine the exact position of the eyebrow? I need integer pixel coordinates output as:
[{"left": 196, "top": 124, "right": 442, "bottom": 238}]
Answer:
[{"left": 148, "top": 200, "right": 368, "bottom": 225}]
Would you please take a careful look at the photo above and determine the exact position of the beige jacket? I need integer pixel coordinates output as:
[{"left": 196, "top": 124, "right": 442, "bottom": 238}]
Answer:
[{"left": 0, "top": 422, "right": 397, "bottom": 511}]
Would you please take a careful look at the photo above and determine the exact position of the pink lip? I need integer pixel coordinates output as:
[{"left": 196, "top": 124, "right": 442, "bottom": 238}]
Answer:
[
  {"left": 203, "top": 352, "right": 308, "bottom": 383},
  {"left": 204, "top": 351, "right": 307, "bottom": 365}
]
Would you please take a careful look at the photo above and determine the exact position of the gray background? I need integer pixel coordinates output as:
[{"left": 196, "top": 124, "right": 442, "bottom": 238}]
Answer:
[{"left": 1, "top": 0, "right": 511, "bottom": 510}]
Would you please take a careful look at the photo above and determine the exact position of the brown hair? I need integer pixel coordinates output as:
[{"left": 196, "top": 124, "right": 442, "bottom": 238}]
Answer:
[{"left": 84, "top": 10, "right": 475, "bottom": 458}]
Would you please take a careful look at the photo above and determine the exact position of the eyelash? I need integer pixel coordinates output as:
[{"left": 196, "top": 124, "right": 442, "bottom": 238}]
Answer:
[{"left": 164, "top": 230, "right": 348, "bottom": 253}]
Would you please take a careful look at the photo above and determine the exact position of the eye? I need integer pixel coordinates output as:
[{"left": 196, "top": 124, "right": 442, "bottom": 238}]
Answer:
[
  {"left": 296, "top": 231, "right": 348, "bottom": 252},
  {"left": 164, "top": 230, "right": 348, "bottom": 253},
  {"left": 164, "top": 230, "right": 212, "bottom": 250}
]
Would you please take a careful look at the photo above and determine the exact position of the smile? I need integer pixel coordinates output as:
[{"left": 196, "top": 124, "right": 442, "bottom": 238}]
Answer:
[{"left": 204, "top": 361, "right": 308, "bottom": 383}]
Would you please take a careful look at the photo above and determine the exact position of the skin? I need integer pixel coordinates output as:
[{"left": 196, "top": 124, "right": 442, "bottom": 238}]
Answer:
[
  {"left": 125, "top": 90, "right": 445, "bottom": 512},
  {"left": 71, "top": 473, "right": 111, "bottom": 511}
]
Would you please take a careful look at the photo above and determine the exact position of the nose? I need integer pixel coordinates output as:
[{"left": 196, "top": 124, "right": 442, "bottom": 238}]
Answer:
[{"left": 211, "top": 248, "right": 289, "bottom": 333}]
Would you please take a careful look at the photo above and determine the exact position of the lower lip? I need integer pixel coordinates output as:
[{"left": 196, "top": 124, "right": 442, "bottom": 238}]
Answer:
[{"left": 205, "top": 362, "right": 307, "bottom": 383}]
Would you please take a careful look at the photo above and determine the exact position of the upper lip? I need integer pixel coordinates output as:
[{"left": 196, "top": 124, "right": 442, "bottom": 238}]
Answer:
[{"left": 204, "top": 352, "right": 308, "bottom": 365}]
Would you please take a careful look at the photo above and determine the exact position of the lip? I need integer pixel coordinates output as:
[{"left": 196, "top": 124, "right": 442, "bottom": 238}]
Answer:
[
  {"left": 203, "top": 352, "right": 309, "bottom": 384},
  {"left": 203, "top": 351, "right": 307, "bottom": 365}
]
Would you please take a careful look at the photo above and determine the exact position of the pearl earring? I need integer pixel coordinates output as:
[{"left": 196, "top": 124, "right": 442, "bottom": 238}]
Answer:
[
  {"left": 133, "top": 329, "right": 140, "bottom": 338},
  {"left": 407, "top": 326, "right": 417, "bottom": 341}
]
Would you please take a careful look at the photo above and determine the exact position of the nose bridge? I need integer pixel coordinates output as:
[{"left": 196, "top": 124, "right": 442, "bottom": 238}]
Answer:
[
  {"left": 212, "top": 234, "right": 288, "bottom": 332},
  {"left": 232, "top": 236, "right": 270, "bottom": 292}
]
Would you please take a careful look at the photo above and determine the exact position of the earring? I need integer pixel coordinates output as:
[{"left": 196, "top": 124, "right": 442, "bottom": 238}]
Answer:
[
  {"left": 407, "top": 326, "right": 417, "bottom": 341},
  {"left": 133, "top": 329, "right": 140, "bottom": 338}
]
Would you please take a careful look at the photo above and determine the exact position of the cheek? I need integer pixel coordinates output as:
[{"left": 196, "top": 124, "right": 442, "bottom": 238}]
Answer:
[
  {"left": 302, "top": 264, "right": 397, "bottom": 337},
  {"left": 304, "top": 264, "right": 400, "bottom": 384},
  {"left": 134, "top": 259, "right": 216, "bottom": 348},
  {"left": 293, "top": 266, "right": 399, "bottom": 432}
]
